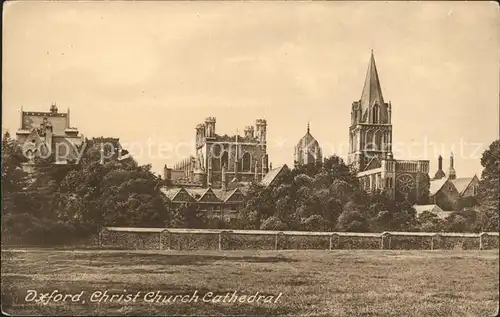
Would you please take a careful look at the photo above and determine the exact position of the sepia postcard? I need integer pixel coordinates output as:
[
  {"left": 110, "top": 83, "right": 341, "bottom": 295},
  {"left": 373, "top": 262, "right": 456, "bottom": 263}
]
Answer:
[{"left": 1, "top": 1, "right": 499, "bottom": 316}]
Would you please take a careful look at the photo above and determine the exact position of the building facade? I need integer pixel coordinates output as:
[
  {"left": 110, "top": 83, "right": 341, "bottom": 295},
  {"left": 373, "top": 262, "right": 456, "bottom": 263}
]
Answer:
[
  {"left": 347, "top": 51, "right": 430, "bottom": 201},
  {"left": 15, "top": 103, "right": 83, "bottom": 172},
  {"left": 164, "top": 117, "right": 269, "bottom": 189}
]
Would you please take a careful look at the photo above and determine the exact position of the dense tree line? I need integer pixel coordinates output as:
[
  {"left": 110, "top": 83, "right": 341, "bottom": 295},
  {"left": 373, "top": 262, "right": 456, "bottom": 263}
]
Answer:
[
  {"left": 2, "top": 135, "right": 171, "bottom": 245},
  {"left": 2, "top": 133, "right": 498, "bottom": 245}
]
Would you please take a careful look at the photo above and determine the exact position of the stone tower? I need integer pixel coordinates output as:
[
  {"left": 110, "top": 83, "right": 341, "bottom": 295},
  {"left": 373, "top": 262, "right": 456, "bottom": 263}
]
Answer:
[{"left": 348, "top": 50, "right": 393, "bottom": 171}]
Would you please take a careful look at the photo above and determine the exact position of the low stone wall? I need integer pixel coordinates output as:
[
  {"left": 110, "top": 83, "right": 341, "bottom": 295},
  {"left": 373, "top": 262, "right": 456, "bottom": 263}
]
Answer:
[
  {"left": 223, "top": 233, "right": 277, "bottom": 250},
  {"left": 99, "top": 228, "right": 500, "bottom": 251}
]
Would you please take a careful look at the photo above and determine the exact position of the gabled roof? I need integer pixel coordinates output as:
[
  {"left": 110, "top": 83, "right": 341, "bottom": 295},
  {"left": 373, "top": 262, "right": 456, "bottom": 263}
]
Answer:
[
  {"left": 161, "top": 187, "right": 182, "bottom": 200},
  {"left": 161, "top": 187, "right": 195, "bottom": 203},
  {"left": 184, "top": 188, "right": 208, "bottom": 200},
  {"left": 429, "top": 178, "right": 448, "bottom": 196},
  {"left": 360, "top": 50, "right": 385, "bottom": 112},
  {"left": 450, "top": 176, "right": 478, "bottom": 195},
  {"left": 221, "top": 188, "right": 245, "bottom": 203},
  {"left": 260, "top": 164, "right": 289, "bottom": 187},
  {"left": 413, "top": 204, "right": 443, "bottom": 214},
  {"left": 195, "top": 188, "right": 221, "bottom": 203}
]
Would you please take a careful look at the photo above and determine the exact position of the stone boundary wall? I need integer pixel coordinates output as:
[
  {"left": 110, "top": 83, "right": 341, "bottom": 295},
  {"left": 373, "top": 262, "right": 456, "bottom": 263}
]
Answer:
[{"left": 99, "top": 228, "right": 499, "bottom": 251}]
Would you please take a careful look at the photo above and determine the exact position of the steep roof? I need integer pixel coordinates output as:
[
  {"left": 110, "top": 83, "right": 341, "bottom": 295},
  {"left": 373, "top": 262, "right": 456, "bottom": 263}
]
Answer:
[
  {"left": 260, "top": 164, "right": 289, "bottom": 187},
  {"left": 161, "top": 187, "right": 179, "bottom": 200},
  {"left": 429, "top": 178, "right": 448, "bottom": 196},
  {"left": 213, "top": 188, "right": 245, "bottom": 203},
  {"left": 360, "top": 50, "right": 385, "bottom": 112},
  {"left": 185, "top": 188, "right": 209, "bottom": 200},
  {"left": 450, "top": 176, "right": 477, "bottom": 195}
]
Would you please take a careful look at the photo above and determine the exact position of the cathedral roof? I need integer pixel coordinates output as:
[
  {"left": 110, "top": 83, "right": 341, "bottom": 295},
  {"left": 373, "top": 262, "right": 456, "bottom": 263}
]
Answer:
[{"left": 360, "top": 50, "right": 385, "bottom": 112}]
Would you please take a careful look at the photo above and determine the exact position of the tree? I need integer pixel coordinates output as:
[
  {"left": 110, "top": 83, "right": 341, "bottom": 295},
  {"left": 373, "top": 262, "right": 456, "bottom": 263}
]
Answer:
[
  {"left": 416, "top": 211, "right": 444, "bottom": 232},
  {"left": 476, "top": 139, "right": 499, "bottom": 232},
  {"left": 260, "top": 216, "right": 288, "bottom": 231},
  {"left": 1, "top": 133, "right": 31, "bottom": 242},
  {"left": 171, "top": 203, "right": 206, "bottom": 228},
  {"left": 336, "top": 202, "right": 370, "bottom": 232}
]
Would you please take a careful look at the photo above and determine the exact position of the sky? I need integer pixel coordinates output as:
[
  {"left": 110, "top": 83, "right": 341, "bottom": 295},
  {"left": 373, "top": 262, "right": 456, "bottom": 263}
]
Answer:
[{"left": 3, "top": 1, "right": 498, "bottom": 178}]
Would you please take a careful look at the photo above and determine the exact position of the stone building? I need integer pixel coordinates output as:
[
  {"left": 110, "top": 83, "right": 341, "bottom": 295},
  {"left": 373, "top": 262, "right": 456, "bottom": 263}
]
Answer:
[
  {"left": 428, "top": 152, "right": 480, "bottom": 211},
  {"left": 162, "top": 117, "right": 288, "bottom": 221},
  {"left": 347, "top": 51, "right": 430, "bottom": 201},
  {"left": 162, "top": 164, "right": 289, "bottom": 221},
  {"left": 164, "top": 117, "right": 269, "bottom": 189},
  {"left": 294, "top": 123, "right": 322, "bottom": 167},
  {"left": 15, "top": 103, "right": 83, "bottom": 172}
]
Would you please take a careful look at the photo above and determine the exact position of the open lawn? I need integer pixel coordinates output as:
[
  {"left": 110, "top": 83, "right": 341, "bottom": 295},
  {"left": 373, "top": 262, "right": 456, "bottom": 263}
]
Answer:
[{"left": 1, "top": 248, "right": 498, "bottom": 316}]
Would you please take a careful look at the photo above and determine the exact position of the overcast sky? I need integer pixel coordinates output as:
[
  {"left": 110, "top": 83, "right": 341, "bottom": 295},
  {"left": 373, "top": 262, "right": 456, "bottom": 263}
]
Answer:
[{"left": 3, "top": 1, "right": 498, "bottom": 178}]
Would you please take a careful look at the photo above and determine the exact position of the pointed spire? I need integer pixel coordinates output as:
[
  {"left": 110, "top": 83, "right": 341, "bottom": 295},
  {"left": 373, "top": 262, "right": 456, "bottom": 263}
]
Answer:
[
  {"left": 360, "top": 50, "right": 384, "bottom": 110},
  {"left": 307, "top": 122, "right": 310, "bottom": 134}
]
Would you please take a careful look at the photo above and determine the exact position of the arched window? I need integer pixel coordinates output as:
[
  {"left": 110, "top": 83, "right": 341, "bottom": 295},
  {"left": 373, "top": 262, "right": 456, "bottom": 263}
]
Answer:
[
  {"left": 373, "top": 131, "right": 382, "bottom": 151},
  {"left": 221, "top": 151, "right": 228, "bottom": 169},
  {"left": 365, "top": 131, "right": 374, "bottom": 150},
  {"left": 242, "top": 152, "right": 251, "bottom": 172}
]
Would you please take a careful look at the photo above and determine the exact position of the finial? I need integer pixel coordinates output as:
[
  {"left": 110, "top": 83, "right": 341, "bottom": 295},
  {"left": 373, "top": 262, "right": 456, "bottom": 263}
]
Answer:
[{"left": 307, "top": 122, "right": 310, "bottom": 133}]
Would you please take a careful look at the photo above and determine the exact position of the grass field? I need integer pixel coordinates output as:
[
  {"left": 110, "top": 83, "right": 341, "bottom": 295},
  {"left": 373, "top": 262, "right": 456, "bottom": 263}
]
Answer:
[{"left": 1, "top": 248, "right": 498, "bottom": 316}]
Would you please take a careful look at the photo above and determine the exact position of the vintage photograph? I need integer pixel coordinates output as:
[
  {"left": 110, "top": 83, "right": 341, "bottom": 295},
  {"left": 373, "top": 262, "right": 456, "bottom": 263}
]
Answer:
[{"left": 1, "top": 1, "right": 499, "bottom": 316}]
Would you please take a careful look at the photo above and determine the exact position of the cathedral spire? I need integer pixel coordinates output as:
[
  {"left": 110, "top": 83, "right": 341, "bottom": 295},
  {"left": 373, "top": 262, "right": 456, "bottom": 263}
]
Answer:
[{"left": 360, "top": 50, "right": 384, "bottom": 110}]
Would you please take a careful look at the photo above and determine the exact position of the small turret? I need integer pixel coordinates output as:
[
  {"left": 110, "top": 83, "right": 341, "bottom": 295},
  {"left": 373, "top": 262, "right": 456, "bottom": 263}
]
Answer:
[
  {"left": 433, "top": 155, "right": 446, "bottom": 180},
  {"left": 255, "top": 119, "right": 267, "bottom": 144},
  {"left": 448, "top": 152, "right": 456, "bottom": 180},
  {"left": 244, "top": 125, "right": 255, "bottom": 139},
  {"left": 164, "top": 164, "right": 172, "bottom": 185},
  {"left": 205, "top": 117, "right": 216, "bottom": 139}
]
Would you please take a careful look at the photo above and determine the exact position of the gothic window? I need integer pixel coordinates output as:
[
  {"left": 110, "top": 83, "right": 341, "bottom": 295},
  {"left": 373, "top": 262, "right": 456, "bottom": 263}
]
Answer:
[
  {"left": 212, "top": 144, "right": 222, "bottom": 157},
  {"left": 242, "top": 152, "right": 251, "bottom": 172},
  {"left": 221, "top": 151, "right": 228, "bottom": 169},
  {"left": 212, "top": 158, "right": 220, "bottom": 171},
  {"left": 365, "top": 131, "right": 374, "bottom": 150},
  {"left": 373, "top": 131, "right": 382, "bottom": 151}
]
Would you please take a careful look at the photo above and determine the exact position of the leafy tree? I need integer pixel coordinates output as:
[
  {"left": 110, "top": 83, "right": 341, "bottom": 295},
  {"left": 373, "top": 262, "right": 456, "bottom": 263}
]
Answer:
[
  {"left": 260, "top": 216, "right": 288, "bottom": 231},
  {"left": 476, "top": 139, "right": 499, "bottom": 232},
  {"left": 171, "top": 203, "right": 206, "bottom": 228},
  {"left": 416, "top": 211, "right": 444, "bottom": 232}
]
